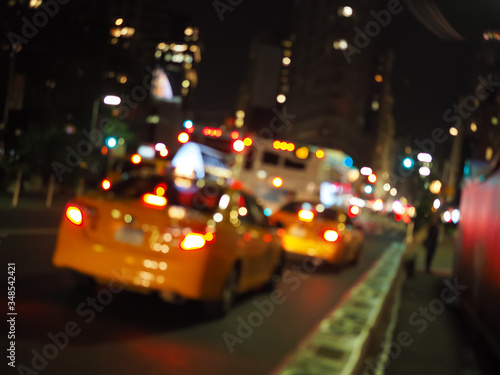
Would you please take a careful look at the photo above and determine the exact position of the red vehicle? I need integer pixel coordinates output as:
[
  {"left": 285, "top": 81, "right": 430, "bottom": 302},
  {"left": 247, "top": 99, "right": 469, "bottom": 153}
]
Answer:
[{"left": 454, "top": 155, "right": 500, "bottom": 353}]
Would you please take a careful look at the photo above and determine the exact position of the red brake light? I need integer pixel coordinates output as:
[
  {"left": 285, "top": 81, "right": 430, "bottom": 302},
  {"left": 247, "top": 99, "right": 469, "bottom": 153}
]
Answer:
[
  {"left": 101, "top": 179, "right": 111, "bottom": 190},
  {"left": 298, "top": 209, "right": 314, "bottom": 222},
  {"left": 66, "top": 205, "right": 83, "bottom": 226},
  {"left": 142, "top": 193, "right": 167, "bottom": 208},
  {"left": 323, "top": 230, "right": 339, "bottom": 242},
  {"left": 180, "top": 233, "right": 207, "bottom": 251},
  {"left": 348, "top": 205, "right": 360, "bottom": 217}
]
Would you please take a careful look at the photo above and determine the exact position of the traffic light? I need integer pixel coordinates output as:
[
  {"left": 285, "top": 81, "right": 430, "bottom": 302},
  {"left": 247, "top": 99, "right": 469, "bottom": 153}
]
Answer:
[
  {"left": 402, "top": 157, "right": 414, "bottom": 169},
  {"left": 183, "top": 120, "right": 193, "bottom": 129}
]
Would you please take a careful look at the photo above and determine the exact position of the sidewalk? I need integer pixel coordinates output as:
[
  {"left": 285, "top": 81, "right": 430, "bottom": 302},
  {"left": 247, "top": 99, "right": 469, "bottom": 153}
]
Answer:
[
  {"left": 0, "top": 191, "right": 71, "bottom": 210},
  {"left": 384, "top": 232, "right": 488, "bottom": 375}
]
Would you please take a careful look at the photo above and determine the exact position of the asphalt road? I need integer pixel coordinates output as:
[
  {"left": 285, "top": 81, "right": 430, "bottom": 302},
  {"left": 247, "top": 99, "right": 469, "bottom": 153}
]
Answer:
[{"left": 0, "top": 208, "right": 404, "bottom": 375}]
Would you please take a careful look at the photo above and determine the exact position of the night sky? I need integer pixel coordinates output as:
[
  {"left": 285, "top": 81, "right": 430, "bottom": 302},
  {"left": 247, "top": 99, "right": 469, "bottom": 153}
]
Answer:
[{"left": 170, "top": 0, "right": 499, "bottom": 154}]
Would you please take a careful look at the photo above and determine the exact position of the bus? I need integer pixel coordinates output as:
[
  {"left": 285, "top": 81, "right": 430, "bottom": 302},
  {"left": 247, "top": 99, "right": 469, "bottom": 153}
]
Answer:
[{"left": 236, "top": 139, "right": 358, "bottom": 213}]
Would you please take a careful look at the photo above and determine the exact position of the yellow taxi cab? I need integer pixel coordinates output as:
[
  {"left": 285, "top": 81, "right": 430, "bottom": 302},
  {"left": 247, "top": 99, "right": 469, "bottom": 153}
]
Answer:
[
  {"left": 100, "top": 154, "right": 170, "bottom": 191},
  {"left": 271, "top": 201, "right": 364, "bottom": 267},
  {"left": 52, "top": 174, "right": 284, "bottom": 316}
]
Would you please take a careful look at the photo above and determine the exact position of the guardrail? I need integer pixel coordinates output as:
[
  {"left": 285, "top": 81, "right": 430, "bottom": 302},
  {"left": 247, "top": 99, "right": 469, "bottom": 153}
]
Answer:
[{"left": 273, "top": 241, "right": 406, "bottom": 375}]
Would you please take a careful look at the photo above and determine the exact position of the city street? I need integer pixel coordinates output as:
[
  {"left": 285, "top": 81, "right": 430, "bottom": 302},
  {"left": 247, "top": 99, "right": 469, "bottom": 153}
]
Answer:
[{"left": 1, "top": 208, "right": 404, "bottom": 375}]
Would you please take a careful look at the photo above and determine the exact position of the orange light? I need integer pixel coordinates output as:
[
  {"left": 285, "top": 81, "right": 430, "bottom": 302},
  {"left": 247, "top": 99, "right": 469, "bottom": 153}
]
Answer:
[
  {"left": 154, "top": 183, "right": 167, "bottom": 196},
  {"left": 323, "top": 230, "right": 339, "bottom": 242},
  {"left": 272, "top": 177, "right": 283, "bottom": 188},
  {"left": 243, "top": 137, "right": 253, "bottom": 146},
  {"left": 180, "top": 233, "right": 206, "bottom": 250},
  {"left": 277, "top": 228, "right": 286, "bottom": 238},
  {"left": 403, "top": 215, "right": 411, "bottom": 224},
  {"left": 101, "top": 179, "right": 111, "bottom": 190},
  {"left": 263, "top": 234, "right": 272, "bottom": 243},
  {"left": 131, "top": 154, "right": 142, "bottom": 164},
  {"left": 66, "top": 205, "right": 83, "bottom": 226},
  {"left": 204, "top": 232, "right": 215, "bottom": 242},
  {"left": 101, "top": 146, "right": 108, "bottom": 155},
  {"left": 368, "top": 174, "right": 377, "bottom": 183},
  {"left": 142, "top": 193, "right": 167, "bottom": 208},
  {"left": 375, "top": 74, "right": 383, "bottom": 83},
  {"left": 159, "top": 148, "right": 169, "bottom": 157},
  {"left": 233, "top": 140, "right": 245, "bottom": 152},
  {"left": 316, "top": 150, "right": 325, "bottom": 159},
  {"left": 178, "top": 132, "right": 190, "bottom": 144},
  {"left": 243, "top": 232, "right": 252, "bottom": 242},
  {"left": 231, "top": 131, "right": 239, "bottom": 140},
  {"left": 348, "top": 205, "right": 360, "bottom": 217},
  {"left": 298, "top": 209, "right": 314, "bottom": 222}
]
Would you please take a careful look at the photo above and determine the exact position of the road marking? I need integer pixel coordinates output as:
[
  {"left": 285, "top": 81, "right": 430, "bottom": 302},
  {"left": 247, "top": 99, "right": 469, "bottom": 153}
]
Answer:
[{"left": 0, "top": 228, "right": 58, "bottom": 236}]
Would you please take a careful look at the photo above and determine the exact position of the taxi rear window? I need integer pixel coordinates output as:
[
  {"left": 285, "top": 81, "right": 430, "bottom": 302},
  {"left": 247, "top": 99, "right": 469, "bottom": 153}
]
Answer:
[{"left": 109, "top": 176, "right": 223, "bottom": 213}]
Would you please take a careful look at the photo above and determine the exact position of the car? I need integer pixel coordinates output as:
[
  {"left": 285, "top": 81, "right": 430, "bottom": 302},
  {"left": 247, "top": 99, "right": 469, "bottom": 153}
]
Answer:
[
  {"left": 52, "top": 174, "right": 284, "bottom": 316},
  {"left": 270, "top": 201, "right": 364, "bottom": 267}
]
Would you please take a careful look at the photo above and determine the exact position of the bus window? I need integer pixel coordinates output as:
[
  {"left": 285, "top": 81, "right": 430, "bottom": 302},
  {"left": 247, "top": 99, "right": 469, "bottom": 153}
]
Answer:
[
  {"left": 262, "top": 151, "right": 280, "bottom": 165},
  {"left": 284, "top": 158, "right": 306, "bottom": 170}
]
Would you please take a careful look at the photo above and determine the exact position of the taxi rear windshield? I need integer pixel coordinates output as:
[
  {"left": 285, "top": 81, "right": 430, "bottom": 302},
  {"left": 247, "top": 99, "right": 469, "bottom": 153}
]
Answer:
[{"left": 109, "top": 176, "right": 223, "bottom": 213}]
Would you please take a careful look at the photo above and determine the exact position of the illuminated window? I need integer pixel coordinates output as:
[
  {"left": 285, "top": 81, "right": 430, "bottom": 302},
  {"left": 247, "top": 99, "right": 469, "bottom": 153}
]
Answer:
[
  {"left": 30, "top": 0, "right": 42, "bottom": 8},
  {"left": 333, "top": 40, "right": 348, "bottom": 50},
  {"left": 339, "top": 6, "right": 353, "bottom": 17}
]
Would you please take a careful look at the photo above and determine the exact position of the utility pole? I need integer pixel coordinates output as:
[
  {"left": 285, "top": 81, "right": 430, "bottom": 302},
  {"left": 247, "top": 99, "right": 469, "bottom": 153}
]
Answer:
[{"left": 0, "top": 49, "right": 16, "bottom": 161}]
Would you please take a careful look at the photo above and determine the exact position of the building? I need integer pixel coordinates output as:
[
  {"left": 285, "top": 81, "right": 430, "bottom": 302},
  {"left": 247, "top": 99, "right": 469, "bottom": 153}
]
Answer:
[{"left": 285, "top": 0, "right": 394, "bottom": 172}]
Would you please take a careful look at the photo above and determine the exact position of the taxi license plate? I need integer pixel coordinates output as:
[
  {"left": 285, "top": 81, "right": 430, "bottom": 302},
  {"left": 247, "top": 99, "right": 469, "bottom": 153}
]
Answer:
[
  {"left": 114, "top": 228, "right": 144, "bottom": 246},
  {"left": 289, "top": 225, "right": 307, "bottom": 237}
]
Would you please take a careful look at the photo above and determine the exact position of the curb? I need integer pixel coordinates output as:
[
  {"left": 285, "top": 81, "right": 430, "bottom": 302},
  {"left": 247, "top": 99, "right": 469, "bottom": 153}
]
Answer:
[{"left": 273, "top": 241, "right": 406, "bottom": 375}]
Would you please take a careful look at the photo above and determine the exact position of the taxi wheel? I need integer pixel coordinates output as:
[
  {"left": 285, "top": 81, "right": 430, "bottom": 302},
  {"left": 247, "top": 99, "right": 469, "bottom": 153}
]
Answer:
[
  {"left": 264, "top": 250, "right": 285, "bottom": 291},
  {"left": 204, "top": 267, "right": 239, "bottom": 318}
]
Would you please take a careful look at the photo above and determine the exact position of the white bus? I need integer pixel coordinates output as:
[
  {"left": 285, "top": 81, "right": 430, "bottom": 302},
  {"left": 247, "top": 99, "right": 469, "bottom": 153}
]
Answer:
[{"left": 236, "top": 139, "right": 358, "bottom": 214}]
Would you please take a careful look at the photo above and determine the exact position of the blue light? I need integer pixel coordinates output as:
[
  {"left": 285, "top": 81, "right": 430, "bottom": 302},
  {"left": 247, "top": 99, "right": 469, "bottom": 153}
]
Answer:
[
  {"left": 183, "top": 120, "right": 193, "bottom": 129},
  {"left": 344, "top": 156, "right": 353, "bottom": 167},
  {"left": 106, "top": 137, "right": 117, "bottom": 148},
  {"left": 402, "top": 157, "right": 414, "bottom": 169},
  {"left": 364, "top": 185, "right": 373, "bottom": 194},
  {"left": 263, "top": 208, "right": 272, "bottom": 217}
]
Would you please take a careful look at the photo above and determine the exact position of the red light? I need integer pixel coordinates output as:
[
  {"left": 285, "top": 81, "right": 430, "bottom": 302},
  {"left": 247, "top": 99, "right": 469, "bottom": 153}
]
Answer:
[
  {"left": 101, "top": 179, "right": 111, "bottom": 190},
  {"left": 131, "top": 154, "right": 142, "bottom": 164},
  {"left": 178, "top": 132, "right": 189, "bottom": 143},
  {"left": 316, "top": 149, "right": 325, "bottom": 159},
  {"left": 231, "top": 131, "right": 239, "bottom": 140},
  {"left": 263, "top": 234, "right": 272, "bottom": 243},
  {"left": 154, "top": 183, "right": 167, "bottom": 196},
  {"left": 66, "top": 205, "right": 83, "bottom": 226},
  {"left": 395, "top": 213, "right": 402, "bottom": 221},
  {"left": 142, "top": 193, "right": 167, "bottom": 208},
  {"left": 186, "top": 126, "right": 195, "bottom": 134},
  {"left": 323, "top": 230, "right": 339, "bottom": 242},
  {"left": 101, "top": 146, "right": 108, "bottom": 155},
  {"left": 243, "top": 232, "right": 252, "bottom": 242},
  {"left": 204, "top": 232, "right": 215, "bottom": 242},
  {"left": 180, "top": 233, "right": 206, "bottom": 250},
  {"left": 348, "top": 205, "right": 360, "bottom": 217}
]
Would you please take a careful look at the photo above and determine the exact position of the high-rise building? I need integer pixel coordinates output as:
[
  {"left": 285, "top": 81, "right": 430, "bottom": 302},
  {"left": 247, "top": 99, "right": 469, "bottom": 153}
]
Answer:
[{"left": 285, "top": 0, "right": 394, "bottom": 170}]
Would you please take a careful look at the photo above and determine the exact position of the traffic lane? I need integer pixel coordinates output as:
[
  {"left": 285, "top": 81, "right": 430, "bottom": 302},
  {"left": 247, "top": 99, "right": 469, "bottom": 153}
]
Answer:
[
  {"left": 1, "top": 230, "right": 404, "bottom": 375},
  {"left": 0, "top": 207, "right": 63, "bottom": 231}
]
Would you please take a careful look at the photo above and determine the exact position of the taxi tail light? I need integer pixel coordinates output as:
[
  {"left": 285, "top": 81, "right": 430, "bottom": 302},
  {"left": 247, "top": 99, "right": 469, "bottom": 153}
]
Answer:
[
  {"left": 142, "top": 193, "right": 167, "bottom": 208},
  {"left": 180, "top": 233, "right": 207, "bottom": 251},
  {"left": 65, "top": 204, "right": 83, "bottom": 226},
  {"left": 323, "top": 230, "right": 340, "bottom": 242}
]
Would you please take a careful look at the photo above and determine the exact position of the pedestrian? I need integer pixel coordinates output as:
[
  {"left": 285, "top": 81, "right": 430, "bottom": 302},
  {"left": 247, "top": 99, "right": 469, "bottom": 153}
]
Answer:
[{"left": 423, "top": 216, "right": 440, "bottom": 273}]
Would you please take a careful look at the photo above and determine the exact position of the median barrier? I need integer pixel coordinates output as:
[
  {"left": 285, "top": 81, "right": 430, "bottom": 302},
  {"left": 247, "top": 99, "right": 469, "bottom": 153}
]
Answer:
[{"left": 274, "top": 241, "right": 406, "bottom": 375}]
